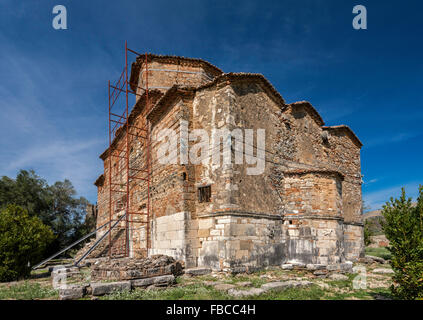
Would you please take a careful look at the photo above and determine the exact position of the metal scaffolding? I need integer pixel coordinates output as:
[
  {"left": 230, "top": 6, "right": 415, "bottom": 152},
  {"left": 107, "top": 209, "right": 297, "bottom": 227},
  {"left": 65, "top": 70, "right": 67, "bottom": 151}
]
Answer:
[{"left": 107, "top": 41, "right": 151, "bottom": 258}]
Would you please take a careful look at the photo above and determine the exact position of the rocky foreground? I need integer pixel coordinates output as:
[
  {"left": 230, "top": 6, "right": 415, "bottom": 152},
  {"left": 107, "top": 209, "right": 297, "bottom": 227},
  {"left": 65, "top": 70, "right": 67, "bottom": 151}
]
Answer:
[{"left": 43, "top": 254, "right": 395, "bottom": 300}]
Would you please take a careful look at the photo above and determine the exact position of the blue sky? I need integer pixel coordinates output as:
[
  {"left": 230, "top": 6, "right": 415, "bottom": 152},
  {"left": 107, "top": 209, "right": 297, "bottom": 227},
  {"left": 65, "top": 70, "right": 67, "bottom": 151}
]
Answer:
[{"left": 0, "top": 0, "right": 422, "bottom": 210}]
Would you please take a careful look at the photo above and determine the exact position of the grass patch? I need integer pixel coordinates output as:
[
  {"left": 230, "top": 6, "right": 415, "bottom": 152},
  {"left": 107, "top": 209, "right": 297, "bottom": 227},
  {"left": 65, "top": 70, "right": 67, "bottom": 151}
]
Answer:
[
  {"left": 225, "top": 275, "right": 267, "bottom": 288},
  {"left": 100, "top": 284, "right": 231, "bottom": 300},
  {"left": 365, "top": 247, "right": 392, "bottom": 260},
  {"left": 0, "top": 281, "right": 58, "bottom": 300}
]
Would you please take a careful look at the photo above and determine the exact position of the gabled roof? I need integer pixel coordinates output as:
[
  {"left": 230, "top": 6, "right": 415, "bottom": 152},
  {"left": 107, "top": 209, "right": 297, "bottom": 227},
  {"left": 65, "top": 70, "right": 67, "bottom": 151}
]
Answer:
[
  {"left": 94, "top": 174, "right": 104, "bottom": 186},
  {"left": 283, "top": 168, "right": 345, "bottom": 180},
  {"left": 147, "top": 85, "right": 195, "bottom": 124},
  {"left": 288, "top": 101, "right": 325, "bottom": 126},
  {"left": 129, "top": 54, "right": 223, "bottom": 92},
  {"left": 98, "top": 55, "right": 363, "bottom": 164},
  {"left": 322, "top": 125, "right": 363, "bottom": 148},
  {"left": 196, "top": 72, "right": 287, "bottom": 107},
  {"left": 146, "top": 72, "right": 289, "bottom": 123}
]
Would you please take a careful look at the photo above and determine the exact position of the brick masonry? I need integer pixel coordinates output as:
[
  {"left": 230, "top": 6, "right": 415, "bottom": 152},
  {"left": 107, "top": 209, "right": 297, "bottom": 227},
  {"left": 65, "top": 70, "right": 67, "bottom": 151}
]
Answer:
[{"left": 93, "top": 54, "right": 364, "bottom": 272}]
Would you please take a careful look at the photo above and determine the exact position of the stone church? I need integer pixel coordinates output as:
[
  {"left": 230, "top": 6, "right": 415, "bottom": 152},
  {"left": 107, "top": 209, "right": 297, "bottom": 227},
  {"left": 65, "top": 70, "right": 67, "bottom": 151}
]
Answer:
[{"left": 93, "top": 54, "right": 364, "bottom": 272}]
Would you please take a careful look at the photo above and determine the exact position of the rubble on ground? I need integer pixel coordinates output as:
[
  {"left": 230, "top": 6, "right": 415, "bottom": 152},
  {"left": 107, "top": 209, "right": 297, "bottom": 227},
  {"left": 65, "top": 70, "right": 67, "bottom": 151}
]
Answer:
[{"left": 90, "top": 254, "right": 184, "bottom": 281}]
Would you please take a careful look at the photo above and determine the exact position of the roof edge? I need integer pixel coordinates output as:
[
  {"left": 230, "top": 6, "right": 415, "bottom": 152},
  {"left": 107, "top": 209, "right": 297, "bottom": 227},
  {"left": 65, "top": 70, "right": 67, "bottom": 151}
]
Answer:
[
  {"left": 94, "top": 173, "right": 104, "bottom": 187},
  {"left": 283, "top": 168, "right": 345, "bottom": 180},
  {"left": 129, "top": 53, "right": 223, "bottom": 92},
  {"left": 322, "top": 125, "right": 363, "bottom": 148},
  {"left": 288, "top": 101, "right": 325, "bottom": 126},
  {"left": 196, "top": 72, "right": 287, "bottom": 108}
]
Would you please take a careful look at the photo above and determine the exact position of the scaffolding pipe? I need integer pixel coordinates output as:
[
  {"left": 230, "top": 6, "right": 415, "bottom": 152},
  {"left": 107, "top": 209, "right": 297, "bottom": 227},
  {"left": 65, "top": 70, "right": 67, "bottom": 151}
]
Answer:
[
  {"left": 106, "top": 43, "right": 151, "bottom": 260},
  {"left": 75, "top": 213, "right": 127, "bottom": 267},
  {"left": 32, "top": 220, "right": 110, "bottom": 270}
]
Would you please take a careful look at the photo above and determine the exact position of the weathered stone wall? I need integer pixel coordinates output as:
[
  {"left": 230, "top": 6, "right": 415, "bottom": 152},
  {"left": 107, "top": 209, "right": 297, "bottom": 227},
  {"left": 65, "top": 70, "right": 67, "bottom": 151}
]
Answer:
[
  {"left": 148, "top": 95, "right": 200, "bottom": 267},
  {"left": 136, "top": 61, "right": 217, "bottom": 98},
  {"left": 323, "top": 128, "right": 362, "bottom": 223},
  {"left": 343, "top": 222, "right": 365, "bottom": 260},
  {"left": 230, "top": 81, "right": 284, "bottom": 215},
  {"left": 286, "top": 217, "right": 345, "bottom": 265},
  {"left": 283, "top": 172, "right": 343, "bottom": 217},
  {"left": 281, "top": 172, "right": 345, "bottom": 265},
  {"left": 197, "top": 214, "right": 284, "bottom": 271},
  {"left": 94, "top": 56, "right": 364, "bottom": 270}
]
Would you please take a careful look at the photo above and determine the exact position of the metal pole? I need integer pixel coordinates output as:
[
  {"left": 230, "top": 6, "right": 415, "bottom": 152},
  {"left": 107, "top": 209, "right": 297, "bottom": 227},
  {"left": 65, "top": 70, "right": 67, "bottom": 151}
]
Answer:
[
  {"left": 75, "top": 213, "right": 127, "bottom": 267},
  {"left": 32, "top": 220, "right": 110, "bottom": 270},
  {"left": 108, "top": 80, "right": 112, "bottom": 258},
  {"left": 145, "top": 52, "right": 151, "bottom": 253},
  {"left": 125, "top": 41, "right": 130, "bottom": 257}
]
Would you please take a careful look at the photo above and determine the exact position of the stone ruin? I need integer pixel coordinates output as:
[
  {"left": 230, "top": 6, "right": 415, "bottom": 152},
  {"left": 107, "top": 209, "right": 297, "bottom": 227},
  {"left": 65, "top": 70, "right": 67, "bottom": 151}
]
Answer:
[
  {"left": 90, "top": 255, "right": 183, "bottom": 281},
  {"left": 89, "top": 53, "right": 364, "bottom": 274}
]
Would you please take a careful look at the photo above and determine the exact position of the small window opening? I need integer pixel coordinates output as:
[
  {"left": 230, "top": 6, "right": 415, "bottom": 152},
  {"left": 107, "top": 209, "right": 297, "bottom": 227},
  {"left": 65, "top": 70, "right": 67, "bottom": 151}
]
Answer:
[
  {"left": 289, "top": 220, "right": 293, "bottom": 225},
  {"left": 285, "top": 122, "right": 291, "bottom": 130},
  {"left": 182, "top": 172, "right": 187, "bottom": 181},
  {"left": 198, "top": 185, "right": 211, "bottom": 203}
]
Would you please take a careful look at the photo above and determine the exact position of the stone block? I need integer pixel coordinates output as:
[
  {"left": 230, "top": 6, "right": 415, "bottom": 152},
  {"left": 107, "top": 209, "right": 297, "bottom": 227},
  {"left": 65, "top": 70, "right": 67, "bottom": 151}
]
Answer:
[
  {"left": 198, "top": 229, "right": 210, "bottom": 238},
  {"left": 59, "top": 285, "right": 85, "bottom": 300},
  {"left": 372, "top": 268, "right": 394, "bottom": 275},
  {"left": 365, "top": 255, "right": 386, "bottom": 264},
  {"left": 306, "top": 264, "right": 326, "bottom": 271},
  {"left": 198, "top": 219, "right": 214, "bottom": 230},
  {"left": 340, "top": 261, "right": 353, "bottom": 272},
  {"left": 91, "top": 281, "right": 131, "bottom": 296},
  {"left": 239, "top": 240, "right": 252, "bottom": 250},
  {"left": 184, "top": 267, "right": 212, "bottom": 276},
  {"left": 131, "top": 275, "right": 175, "bottom": 288},
  {"left": 326, "top": 264, "right": 340, "bottom": 271},
  {"left": 210, "top": 229, "right": 221, "bottom": 236},
  {"left": 289, "top": 261, "right": 306, "bottom": 268}
]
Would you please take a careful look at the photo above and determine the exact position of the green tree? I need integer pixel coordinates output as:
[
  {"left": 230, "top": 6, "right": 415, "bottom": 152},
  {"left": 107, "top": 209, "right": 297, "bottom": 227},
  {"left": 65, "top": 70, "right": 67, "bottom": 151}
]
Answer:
[
  {"left": 381, "top": 186, "right": 423, "bottom": 300},
  {"left": 0, "top": 170, "right": 91, "bottom": 257},
  {"left": 48, "top": 180, "right": 89, "bottom": 252},
  {"left": 363, "top": 220, "right": 373, "bottom": 246},
  {"left": 0, "top": 170, "right": 52, "bottom": 223},
  {"left": 0, "top": 205, "right": 55, "bottom": 282}
]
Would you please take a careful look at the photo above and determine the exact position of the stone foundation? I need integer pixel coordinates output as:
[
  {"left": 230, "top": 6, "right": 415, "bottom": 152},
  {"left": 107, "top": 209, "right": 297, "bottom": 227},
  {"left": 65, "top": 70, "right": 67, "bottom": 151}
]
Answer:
[
  {"left": 343, "top": 222, "right": 365, "bottom": 261},
  {"left": 197, "top": 213, "right": 284, "bottom": 271},
  {"left": 90, "top": 255, "right": 183, "bottom": 281}
]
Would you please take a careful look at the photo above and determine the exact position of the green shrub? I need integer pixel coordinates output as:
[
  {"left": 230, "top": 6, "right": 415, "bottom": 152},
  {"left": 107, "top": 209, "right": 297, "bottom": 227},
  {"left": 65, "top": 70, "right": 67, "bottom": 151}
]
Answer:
[
  {"left": 381, "top": 186, "right": 423, "bottom": 300},
  {"left": 0, "top": 205, "right": 55, "bottom": 282},
  {"left": 365, "top": 247, "right": 392, "bottom": 260},
  {"left": 363, "top": 220, "right": 373, "bottom": 246}
]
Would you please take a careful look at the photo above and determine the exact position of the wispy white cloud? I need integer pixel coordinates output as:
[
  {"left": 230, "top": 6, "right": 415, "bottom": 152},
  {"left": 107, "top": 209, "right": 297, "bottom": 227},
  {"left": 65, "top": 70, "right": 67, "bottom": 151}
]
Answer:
[
  {"left": 0, "top": 32, "right": 112, "bottom": 201},
  {"left": 363, "top": 178, "right": 378, "bottom": 185}
]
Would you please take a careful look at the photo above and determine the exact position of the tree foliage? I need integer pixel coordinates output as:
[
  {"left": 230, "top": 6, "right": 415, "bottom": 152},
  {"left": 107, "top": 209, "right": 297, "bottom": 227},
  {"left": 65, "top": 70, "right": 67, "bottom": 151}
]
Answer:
[
  {"left": 0, "top": 170, "right": 91, "bottom": 256},
  {"left": 0, "top": 205, "right": 55, "bottom": 282},
  {"left": 363, "top": 220, "right": 373, "bottom": 246},
  {"left": 381, "top": 186, "right": 423, "bottom": 300}
]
